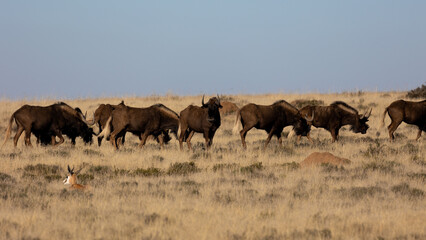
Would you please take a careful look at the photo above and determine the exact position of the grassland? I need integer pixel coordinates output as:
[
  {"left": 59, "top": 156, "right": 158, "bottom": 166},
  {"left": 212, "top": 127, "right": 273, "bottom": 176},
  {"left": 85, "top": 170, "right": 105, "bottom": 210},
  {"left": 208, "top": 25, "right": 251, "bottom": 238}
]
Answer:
[{"left": 0, "top": 92, "right": 424, "bottom": 240}]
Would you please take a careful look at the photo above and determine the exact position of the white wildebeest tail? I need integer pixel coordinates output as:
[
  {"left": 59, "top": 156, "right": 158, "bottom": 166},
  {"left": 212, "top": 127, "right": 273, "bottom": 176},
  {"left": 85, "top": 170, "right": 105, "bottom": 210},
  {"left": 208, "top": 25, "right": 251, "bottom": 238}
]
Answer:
[
  {"left": 381, "top": 107, "right": 389, "bottom": 128},
  {"left": 1, "top": 114, "right": 15, "bottom": 148},
  {"left": 177, "top": 120, "right": 182, "bottom": 140},
  {"left": 232, "top": 109, "right": 242, "bottom": 135},
  {"left": 287, "top": 129, "right": 296, "bottom": 138},
  {"left": 98, "top": 116, "right": 112, "bottom": 140}
]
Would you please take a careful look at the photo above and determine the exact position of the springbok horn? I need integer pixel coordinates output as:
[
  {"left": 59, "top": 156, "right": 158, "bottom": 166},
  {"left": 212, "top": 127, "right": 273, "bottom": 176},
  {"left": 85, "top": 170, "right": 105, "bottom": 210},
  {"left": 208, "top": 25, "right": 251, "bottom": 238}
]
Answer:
[
  {"left": 75, "top": 165, "right": 85, "bottom": 175},
  {"left": 217, "top": 94, "right": 221, "bottom": 105},
  {"left": 202, "top": 95, "right": 205, "bottom": 106},
  {"left": 304, "top": 111, "right": 314, "bottom": 122},
  {"left": 67, "top": 165, "right": 72, "bottom": 173}
]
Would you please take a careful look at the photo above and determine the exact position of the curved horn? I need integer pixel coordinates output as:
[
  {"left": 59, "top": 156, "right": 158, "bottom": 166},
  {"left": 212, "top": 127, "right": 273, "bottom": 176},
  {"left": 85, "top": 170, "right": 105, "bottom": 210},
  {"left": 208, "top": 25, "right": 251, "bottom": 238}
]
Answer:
[
  {"left": 67, "top": 165, "right": 72, "bottom": 173},
  {"left": 361, "top": 108, "right": 371, "bottom": 119},
  {"left": 202, "top": 95, "right": 205, "bottom": 106},
  {"left": 365, "top": 108, "right": 372, "bottom": 118},
  {"left": 217, "top": 94, "right": 221, "bottom": 106},
  {"left": 304, "top": 111, "right": 314, "bottom": 122},
  {"left": 79, "top": 112, "right": 95, "bottom": 126}
]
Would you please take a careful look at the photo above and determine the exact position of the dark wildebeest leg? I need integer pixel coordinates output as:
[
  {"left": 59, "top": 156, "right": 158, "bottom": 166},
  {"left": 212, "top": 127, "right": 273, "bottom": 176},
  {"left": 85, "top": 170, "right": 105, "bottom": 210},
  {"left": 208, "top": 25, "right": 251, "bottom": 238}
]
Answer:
[
  {"left": 121, "top": 134, "right": 126, "bottom": 144},
  {"left": 179, "top": 123, "right": 189, "bottom": 150},
  {"left": 157, "top": 133, "right": 165, "bottom": 149},
  {"left": 13, "top": 125, "right": 24, "bottom": 147},
  {"left": 203, "top": 130, "right": 215, "bottom": 149},
  {"left": 110, "top": 128, "right": 123, "bottom": 149},
  {"left": 97, "top": 136, "right": 103, "bottom": 146},
  {"left": 416, "top": 129, "right": 422, "bottom": 141},
  {"left": 297, "top": 132, "right": 314, "bottom": 144},
  {"left": 138, "top": 131, "right": 151, "bottom": 148},
  {"left": 50, "top": 135, "right": 56, "bottom": 145},
  {"left": 275, "top": 132, "right": 282, "bottom": 147},
  {"left": 264, "top": 128, "right": 277, "bottom": 150},
  {"left": 53, "top": 130, "right": 65, "bottom": 146},
  {"left": 186, "top": 131, "right": 195, "bottom": 150},
  {"left": 24, "top": 129, "right": 33, "bottom": 147},
  {"left": 388, "top": 118, "right": 402, "bottom": 142},
  {"left": 306, "top": 132, "right": 314, "bottom": 144},
  {"left": 240, "top": 124, "right": 255, "bottom": 149},
  {"left": 330, "top": 128, "right": 338, "bottom": 143},
  {"left": 115, "top": 132, "right": 126, "bottom": 148}
]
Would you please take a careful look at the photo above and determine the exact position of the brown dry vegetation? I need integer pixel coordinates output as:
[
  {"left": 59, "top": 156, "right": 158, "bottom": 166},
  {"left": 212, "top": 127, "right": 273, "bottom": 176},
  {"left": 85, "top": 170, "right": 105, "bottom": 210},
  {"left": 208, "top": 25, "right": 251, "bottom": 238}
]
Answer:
[{"left": 0, "top": 92, "right": 425, "bottom": 240}]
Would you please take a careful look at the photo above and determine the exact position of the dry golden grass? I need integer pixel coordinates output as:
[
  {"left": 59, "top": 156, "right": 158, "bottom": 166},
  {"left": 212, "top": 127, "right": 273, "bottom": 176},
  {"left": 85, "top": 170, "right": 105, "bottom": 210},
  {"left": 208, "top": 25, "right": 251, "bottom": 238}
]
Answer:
[{"left": 0, "top": 92, "right": 425, "bottom": 240}]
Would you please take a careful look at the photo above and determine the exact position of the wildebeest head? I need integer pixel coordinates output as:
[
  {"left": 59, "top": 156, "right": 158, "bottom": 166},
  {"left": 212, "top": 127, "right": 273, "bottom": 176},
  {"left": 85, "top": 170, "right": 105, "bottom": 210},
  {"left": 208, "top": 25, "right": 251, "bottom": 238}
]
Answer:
[
  {"left": 59, "top": 104, "right": 95, "bottom": 144},
  {"left": 274, "top": 100, "right": 313, "bottom": 136},
  {"left": 353, "top": 108, "right": 372, "bottom": 134},
  {"left": 292, "top": 112, "right": 313, "bottom": 136},
  {"left": 331, "top": 101, "right": 371, "bottom": 135},
  {"left": 201, "top": 95, "right": 223, "bottom": 122},
  {"left": 80, "top": 124, "right": 94, "bottom": 144}
]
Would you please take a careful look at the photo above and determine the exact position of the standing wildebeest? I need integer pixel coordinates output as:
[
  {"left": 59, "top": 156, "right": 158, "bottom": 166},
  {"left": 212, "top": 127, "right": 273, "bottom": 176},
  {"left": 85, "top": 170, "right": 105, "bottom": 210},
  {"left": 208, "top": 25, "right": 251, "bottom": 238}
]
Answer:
[
  {"left": 295, "top": 101, "right": 371, "bottom": 142},
  {"left": 179, "top": 95, "right": 222, "bottom": 150},
  {"left": 98, "top": 104, "right": 179, "bottom": 149},
  {"left": 2, "top": 102, "right": 95, "bottom": 147},
  {"left": 232, "top": 100, "right": 312, "bottom": 149},
  {"left": 381, "top": 99, "right": 425, "bottom": 141},
  {"left": 94, "top": 101, "right": 126, "bottom": 146}
]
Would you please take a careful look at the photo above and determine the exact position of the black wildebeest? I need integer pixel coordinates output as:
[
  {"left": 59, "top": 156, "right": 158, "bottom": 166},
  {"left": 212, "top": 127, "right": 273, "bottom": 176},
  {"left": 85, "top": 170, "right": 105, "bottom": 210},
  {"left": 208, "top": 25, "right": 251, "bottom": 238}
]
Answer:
[
  {"left": 98, "top": 104, "right": 179, "bottom": 149},
  {"left": 93, "top": 101, "right": 126, "bottom": 146},
  {"left": 295, "top": 101, "right": 371, "bottom": 142},
  {"left": 381, "top": 99, "right": 425, "bottom": 141},
  {"left": 179, "top": 95, "right": 222, "bottom": 150},
  {"left": 2, "top": 102, "right": 95, "bottom": 147},
  {"left": 232, "top": 100, "right": 313, "bottom": 149}
]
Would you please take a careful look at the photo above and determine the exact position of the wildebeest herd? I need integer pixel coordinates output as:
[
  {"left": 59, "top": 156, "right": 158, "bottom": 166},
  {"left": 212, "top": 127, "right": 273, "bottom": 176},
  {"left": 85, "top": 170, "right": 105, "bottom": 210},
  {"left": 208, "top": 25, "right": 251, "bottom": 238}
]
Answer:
[{"left": 2, "top": 97, "right": 425, "bottom": 149}]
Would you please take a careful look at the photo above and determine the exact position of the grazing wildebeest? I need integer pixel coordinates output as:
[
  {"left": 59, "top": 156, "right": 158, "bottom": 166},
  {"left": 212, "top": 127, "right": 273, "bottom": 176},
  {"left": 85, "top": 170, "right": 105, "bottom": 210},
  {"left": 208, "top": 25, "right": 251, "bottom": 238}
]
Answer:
[
  {"left": 295, "top": 101, "right": 371, "bottom": 142},
  {"left": 179, "top": 95, "right": 222, "bottom": 150},
  {"left": 219, "top": 101, "right": 239, "bottom": 116},
  {"left": 98, "top": 104, "right": 179, "bottom": 149},
  {"left": 232, "top": 100, "right": 313, "bottom": 149},
  {"left": 381, "top": 99, "right": 425, "bottom": 141},
  {"left": 94, "top": 101, "right": 126, "bottom": 146},
  {"left": 2, "top": 102, "right": 95, "bottom": 147}
]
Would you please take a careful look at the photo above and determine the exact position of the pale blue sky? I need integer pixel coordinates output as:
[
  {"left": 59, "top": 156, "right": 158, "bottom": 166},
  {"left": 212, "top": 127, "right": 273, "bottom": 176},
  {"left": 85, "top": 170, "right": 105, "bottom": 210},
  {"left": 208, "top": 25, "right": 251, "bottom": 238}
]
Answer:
[{"left": 1, "top": 1, "right": 425, "bottom": 99}]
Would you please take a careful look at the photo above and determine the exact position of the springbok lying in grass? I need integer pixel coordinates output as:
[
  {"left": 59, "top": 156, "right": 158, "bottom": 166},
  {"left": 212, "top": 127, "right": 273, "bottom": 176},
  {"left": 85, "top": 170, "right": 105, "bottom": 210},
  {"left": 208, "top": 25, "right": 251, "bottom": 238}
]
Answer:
[{"left": 63, "top": 165, "right": 88, "bottom": 190}]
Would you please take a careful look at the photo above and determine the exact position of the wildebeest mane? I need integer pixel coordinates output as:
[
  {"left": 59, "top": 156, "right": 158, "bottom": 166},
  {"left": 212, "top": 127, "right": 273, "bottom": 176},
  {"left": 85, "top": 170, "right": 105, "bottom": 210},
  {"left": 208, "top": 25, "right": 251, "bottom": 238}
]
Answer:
[
  {"left": 152, "top": 104, "right": 180, "bottom": 119},
  {"left": 273, "top": 100, "right": 299, "bottom": 114},
  {"left": 54, "top": 102, "right": 82, "bottom": 118},
  {"left": 331, "top": 101, "right": 358, "bottom": 115}
]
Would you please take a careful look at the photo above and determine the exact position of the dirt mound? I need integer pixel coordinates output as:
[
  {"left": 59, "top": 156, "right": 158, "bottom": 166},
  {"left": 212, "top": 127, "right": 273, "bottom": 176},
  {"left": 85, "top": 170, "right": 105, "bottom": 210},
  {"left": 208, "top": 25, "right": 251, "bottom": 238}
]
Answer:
[
  {"left": 300, "top": 152, "right": 351, "bottom": 168},
  {"left": 406, "top": 84, "right": 426, "bottom": 99}
]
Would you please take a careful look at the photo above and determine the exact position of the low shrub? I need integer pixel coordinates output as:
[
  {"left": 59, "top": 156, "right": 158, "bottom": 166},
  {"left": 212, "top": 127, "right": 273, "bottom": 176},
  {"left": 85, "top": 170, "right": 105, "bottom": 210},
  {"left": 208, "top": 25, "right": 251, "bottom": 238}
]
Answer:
[
  {"left": 406, "top": 84, "right": 426, "bottom": 99},
  {"left": 391, "top": 183, "right": 424, "bottom": 199},
  {"left": 134, "top": 167, "right": 163, "bottom": 177},
  {"left": 167, "top": 162, "right": 199, "bottom": 176}
]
